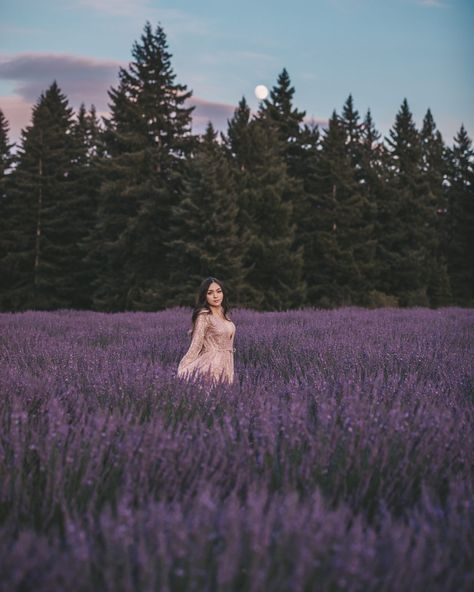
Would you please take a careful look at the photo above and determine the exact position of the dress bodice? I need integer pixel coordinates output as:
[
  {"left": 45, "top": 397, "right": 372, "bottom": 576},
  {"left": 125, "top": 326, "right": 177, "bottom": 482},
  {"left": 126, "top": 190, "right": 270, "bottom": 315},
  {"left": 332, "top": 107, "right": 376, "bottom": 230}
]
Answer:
[{"left": 203, "top": 314, "right": 235, "bottom": 352}]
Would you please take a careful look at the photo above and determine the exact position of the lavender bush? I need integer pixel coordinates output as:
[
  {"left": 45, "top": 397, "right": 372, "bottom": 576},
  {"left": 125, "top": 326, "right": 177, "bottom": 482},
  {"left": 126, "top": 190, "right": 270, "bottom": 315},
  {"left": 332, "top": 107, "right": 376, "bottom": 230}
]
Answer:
[{"left": 0, "top": 307, "right": 473, "bottom": 592}]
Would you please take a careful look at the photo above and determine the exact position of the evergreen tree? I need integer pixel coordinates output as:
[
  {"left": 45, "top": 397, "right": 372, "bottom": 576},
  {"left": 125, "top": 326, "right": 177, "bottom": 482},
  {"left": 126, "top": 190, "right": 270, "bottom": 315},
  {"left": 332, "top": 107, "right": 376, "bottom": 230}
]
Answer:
[
  {"left": 69, "top": 104, "right": 104, "bottom": 308},
  {"left": 445, "top": 125, "right": 474, "bottom": 304},
  {"left": 249, "top": 117, "right": 305, "bottom": 309},
  {"left": 0, "top": 109, "right": 15, "bottom": 306},
  {"left": 259, "top": 68, "right": 307, "bottom": 176},
  {"left": 0, "top": 82, "right": 85, "bottom": 310},
  {"left": 89, "top": 21, "right": 195, "bottom": 311},
  {"left": 378, "top": 99, "right": 438, "bottom": 306},
  {"left": 358, "top": 108, "right": 395, "bottom": 305},
  {"left": 299, "top": 116, "right": 340, "bottom": 307},
  {"left": 341, "top": 94, "right": 364, "bottom": 170},
  {"left": 223, "top": 96, "right": 253, "bottom": 171},
  {"left": 86, "top": 79, "right": 144, "bottom": 311},
  {"left": 223, "top": 97, "right": 267, "bottom": 307},
  {"left": 225, "top": 104, "right": 305, "bottom": 309},
  {"left": 164, "top": 123, "right": 247, "bottom": 306},
  {"left": 258, "top": 69, "right": 326, "bottom": 305},
  {"left": 288, "top": 121, "right": 322, "bottom": 301},
  {"left": 339, "top": 97, "right": 378, "bottom": 302},
  {"left": 305, "top": 110, "right": 374, "bottom": 306},
  {"left": 359, "top": 108, "right": 386, "bottom": 191},
  {"left": 0, "top": 108, "right": 14, "bottom": 186},
  {"left": 420, "top": 109, "right": 452, "bottom": 306}
]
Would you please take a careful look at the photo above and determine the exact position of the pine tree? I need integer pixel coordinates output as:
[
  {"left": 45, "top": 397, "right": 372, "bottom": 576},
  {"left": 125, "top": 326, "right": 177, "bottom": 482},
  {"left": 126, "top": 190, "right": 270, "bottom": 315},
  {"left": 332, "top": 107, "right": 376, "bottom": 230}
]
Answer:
[
  {"left": 0, "top": 108, "right": 14, "bottom": 185},
  {"left": 68, "top": 104, "right": 104, "bottom": 308},
  {"left": 378, "top": 99, "right": 438, "bottom": 306},
  {"left": 0, "top": 109, "right": 15, "bottom": 307},
  {"left": 288, "top": 121, "right": 322, "bottom": 302},
  {"left": 259, "top": 68, "right": 307, "bottom": 176},
  {"left": 258, "top": 69, "right": 328, "bottom": 307},
  {"left": 445, "top": 125, "right": 474, "bottom": 304},
  {"left": 164, "top": 123, "right": 247, "bottom": 307},
  {"left": 224, "top": 96, "right": 263, "bottom": 244},
  {"left": 305, "top": 110, "right": 374, "bottom": 306},
  {"left": 359, "top": 108, "right": 386, "bottom": 193},
  {"left": 301, "top": 115, "right": 341, "bottom": 307},
  {"left": 339, "top": 97, "right": 378, "bottom": 302},
  {"left": 223, "top": 98, "right": 267, "bottom": 307},
  {"left": 224, "top": 96, "right": 253, "bottom": 171},
  {"left": 358, "top": 108, "right": 395, "bottom": 306},
  {"left": 0, "top": 82, "right": 85, "bottom": 310},
  {"left": 420, "top": 109, "right": 452, "bottom": 306},
  {"left": 89, "top": 21, "right": 195, "bottom": 311},
  {"left": 341, "top": 94, "right": 364, "bottom": 170},
  {"left": 224, "top": 103, "right": 305, "bottom": 309}
]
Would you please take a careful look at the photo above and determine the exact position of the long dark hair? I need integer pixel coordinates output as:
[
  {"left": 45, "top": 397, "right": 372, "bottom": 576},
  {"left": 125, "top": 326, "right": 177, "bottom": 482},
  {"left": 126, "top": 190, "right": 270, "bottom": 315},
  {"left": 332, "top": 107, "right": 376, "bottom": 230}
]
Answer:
[{"left": 188, "top": 277, "right": 231, "bottom": 335}]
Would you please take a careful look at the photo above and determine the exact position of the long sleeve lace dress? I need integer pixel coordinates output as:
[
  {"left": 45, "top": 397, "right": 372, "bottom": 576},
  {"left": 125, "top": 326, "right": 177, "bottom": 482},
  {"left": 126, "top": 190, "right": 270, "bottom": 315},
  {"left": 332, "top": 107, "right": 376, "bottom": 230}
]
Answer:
[{"left": 177, "top": 309, "right": 236, "bottom": 385}]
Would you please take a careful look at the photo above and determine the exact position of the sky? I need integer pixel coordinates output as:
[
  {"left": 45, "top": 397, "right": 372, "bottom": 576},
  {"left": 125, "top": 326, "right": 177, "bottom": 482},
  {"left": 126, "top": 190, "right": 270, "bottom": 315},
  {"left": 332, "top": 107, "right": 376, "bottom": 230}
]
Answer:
[{"left": 0, "top": 0, "right": 473, "bottom": 146}]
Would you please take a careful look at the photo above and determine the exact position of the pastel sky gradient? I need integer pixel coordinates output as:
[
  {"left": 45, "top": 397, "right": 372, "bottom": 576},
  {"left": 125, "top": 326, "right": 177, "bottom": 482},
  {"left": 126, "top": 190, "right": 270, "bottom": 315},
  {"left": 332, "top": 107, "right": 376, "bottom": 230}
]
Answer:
[{"left": 0, "top": 0, "right": 473, "bottom": 145}]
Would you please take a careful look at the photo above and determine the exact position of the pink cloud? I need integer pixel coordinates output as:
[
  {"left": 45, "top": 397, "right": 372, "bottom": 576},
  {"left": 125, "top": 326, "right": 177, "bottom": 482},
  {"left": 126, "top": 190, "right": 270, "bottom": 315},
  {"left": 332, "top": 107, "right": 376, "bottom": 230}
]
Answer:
[
  {"left": 0, "top": 52, "right": 123, "bottom": 109},
  {"left": 0, "top": 52, "right": 239, "bottom": 141}
]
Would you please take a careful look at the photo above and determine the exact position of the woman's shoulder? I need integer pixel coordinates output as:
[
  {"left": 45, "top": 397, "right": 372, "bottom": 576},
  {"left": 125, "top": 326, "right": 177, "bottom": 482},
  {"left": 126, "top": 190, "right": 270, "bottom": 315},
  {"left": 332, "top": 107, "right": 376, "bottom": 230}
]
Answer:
[{"left": 196, "top": 308, "right": 211, "bottom": 316}]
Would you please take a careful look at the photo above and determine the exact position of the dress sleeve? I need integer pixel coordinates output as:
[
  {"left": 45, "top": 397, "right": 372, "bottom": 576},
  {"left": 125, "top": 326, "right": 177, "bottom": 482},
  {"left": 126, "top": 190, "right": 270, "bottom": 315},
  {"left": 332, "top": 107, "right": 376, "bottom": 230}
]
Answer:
[{"left": 177, "top": 312, "right": 208, "bottom": 372}]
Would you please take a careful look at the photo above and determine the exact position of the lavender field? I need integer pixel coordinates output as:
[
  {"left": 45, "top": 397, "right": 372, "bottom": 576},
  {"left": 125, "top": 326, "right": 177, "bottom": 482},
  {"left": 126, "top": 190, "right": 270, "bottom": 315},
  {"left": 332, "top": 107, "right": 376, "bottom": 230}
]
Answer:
[{"left": 0, "top": 307, "right": 473, "bottom": 592}]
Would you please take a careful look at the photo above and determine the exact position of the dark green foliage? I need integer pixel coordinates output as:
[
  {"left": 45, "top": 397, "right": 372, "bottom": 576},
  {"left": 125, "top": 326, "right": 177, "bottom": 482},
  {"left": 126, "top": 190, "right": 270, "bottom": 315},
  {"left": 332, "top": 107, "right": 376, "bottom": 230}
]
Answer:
[
  {"left": 377, "top": 99, "right": 441, "bottom": 306},
  {"left": 0, "top": 108, "right": 14, "bottom": 183},
  {"left": 0, "top": 82, "right": 88, "bottom": 310},
  {"left": 0, "top": 109, "right": 15, "bottom": 303},
  {"left": 257, "top": 70, "right": 314, "bottom": 297},
  {"left": 357, "top": 108, "right": 390, "bottom": 306},
  {"left": 164, "top": 123, "right": 247, "bottom": 306},
  {"left": 70, "top": 104, "right": 104, "bottom": 308},
  {"left": 304, "top": 109, "right": 376, "bottom": 307},
  {"left": 258, "top": 68, "right": 307, "bottom": 177},
  {"left": 339, "top": 97, "right": 378, "bottom": 302},
  {"left": 420, "top": 109, "right": 452, "bottom": 306},
  {"left": 225, "top": 102, "right": 306, "bottom": 310},
  {"left": 88, "top": 21, "right": 195, "bottom": 311},
  {"left": 445, "top": 125, "right": 474, "bottom": 305},
  {"left": 303, "top": 111, "right": 345, "bottom": 306}
]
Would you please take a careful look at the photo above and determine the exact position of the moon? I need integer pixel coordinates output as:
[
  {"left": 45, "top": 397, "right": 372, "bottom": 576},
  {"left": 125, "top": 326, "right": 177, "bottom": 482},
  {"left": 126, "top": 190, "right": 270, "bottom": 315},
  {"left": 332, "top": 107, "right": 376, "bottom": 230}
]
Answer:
[{"left": 254, "top": 84, "right": 269, "bottom": 100}]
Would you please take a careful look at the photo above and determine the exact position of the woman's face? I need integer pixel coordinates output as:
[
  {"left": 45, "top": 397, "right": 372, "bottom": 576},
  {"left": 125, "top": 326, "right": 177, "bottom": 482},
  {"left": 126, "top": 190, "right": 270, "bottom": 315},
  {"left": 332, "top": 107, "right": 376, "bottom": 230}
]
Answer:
[{"left": 206, "top": 282, "right": 223, "bottom": 309}]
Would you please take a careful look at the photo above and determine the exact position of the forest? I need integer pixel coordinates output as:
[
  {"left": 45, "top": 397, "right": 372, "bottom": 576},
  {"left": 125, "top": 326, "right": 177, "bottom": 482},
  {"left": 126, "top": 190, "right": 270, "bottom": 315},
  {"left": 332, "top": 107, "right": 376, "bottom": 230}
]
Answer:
[{"left": 0, "top": 21, "right": 472, "bottom": 312}]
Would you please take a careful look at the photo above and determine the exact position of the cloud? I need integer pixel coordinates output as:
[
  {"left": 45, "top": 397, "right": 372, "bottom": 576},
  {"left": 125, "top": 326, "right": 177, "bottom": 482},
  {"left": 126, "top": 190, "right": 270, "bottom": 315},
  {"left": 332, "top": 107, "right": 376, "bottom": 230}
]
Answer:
[
  {"left": 0, "top": 52, "right": 240, "bottom": 142},
  {"left": 0, "top": 52, "right": 123, "bottom": 110}
]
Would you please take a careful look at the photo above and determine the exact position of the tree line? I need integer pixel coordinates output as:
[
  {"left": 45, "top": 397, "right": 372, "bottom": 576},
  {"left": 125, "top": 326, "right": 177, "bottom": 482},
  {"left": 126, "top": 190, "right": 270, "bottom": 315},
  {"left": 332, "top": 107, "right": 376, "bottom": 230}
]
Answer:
[{"left": 0, "top": 21, "right": 472, "bottom": 312}]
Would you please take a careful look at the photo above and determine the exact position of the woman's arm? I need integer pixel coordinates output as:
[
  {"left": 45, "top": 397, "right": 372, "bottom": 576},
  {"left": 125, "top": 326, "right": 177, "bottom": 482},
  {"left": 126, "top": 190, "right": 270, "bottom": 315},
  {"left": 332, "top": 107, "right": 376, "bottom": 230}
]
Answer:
[{"left": 177, "top": 312, "right": 208, "bottom": 372}]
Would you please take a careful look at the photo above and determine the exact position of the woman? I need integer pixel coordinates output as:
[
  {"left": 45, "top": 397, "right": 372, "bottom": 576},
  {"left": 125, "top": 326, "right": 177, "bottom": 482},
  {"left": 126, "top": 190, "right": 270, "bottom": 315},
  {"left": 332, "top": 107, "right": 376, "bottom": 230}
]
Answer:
[{"left": 177, "top": 277, "right": 236, "bottom": 385}]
